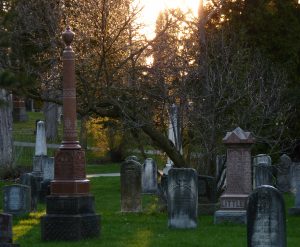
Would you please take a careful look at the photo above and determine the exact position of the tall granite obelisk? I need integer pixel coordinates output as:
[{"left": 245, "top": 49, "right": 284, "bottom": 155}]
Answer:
[{"left": 41, "top": 27, "right": 100, "bottom": 241}]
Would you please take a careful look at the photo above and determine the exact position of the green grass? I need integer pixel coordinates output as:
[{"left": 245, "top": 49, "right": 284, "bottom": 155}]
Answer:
[
  {"left": 86, "top": 163, "right": 121, "bottom": 174},
  {"left": 0, "top": 178, "right": 299, "bottom": 247}
]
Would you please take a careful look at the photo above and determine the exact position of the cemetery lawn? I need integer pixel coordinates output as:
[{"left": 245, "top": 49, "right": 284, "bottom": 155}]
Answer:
[{"left": 0, "top": 178, "right": 299, "bottom": 247}]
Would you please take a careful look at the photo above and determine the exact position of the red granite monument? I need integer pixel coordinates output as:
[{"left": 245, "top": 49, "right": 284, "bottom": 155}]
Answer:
[
  {"left": 41, "top": 27, "right": 100, "bottom": 241},
  {"left": 214, "top": 127, "right": 255, "bottom": 224}
]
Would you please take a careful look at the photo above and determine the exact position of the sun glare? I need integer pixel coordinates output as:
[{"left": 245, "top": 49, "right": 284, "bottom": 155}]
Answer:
[{"left": 135, "top": 0, "right": 202, "bottom": 39}]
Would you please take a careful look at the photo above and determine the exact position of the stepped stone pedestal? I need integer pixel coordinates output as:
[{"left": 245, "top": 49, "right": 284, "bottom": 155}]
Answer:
[{"left": 41, "top": 27, "right": 100, "bottom": 241}]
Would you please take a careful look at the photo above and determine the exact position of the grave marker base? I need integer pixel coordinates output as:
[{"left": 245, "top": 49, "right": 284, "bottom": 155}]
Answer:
[
  {"left": 41, "top": 195, "right": 100, "bottom": 241},
  {"left": 214, "top": 210, "right": 247, "bottom": 224}
]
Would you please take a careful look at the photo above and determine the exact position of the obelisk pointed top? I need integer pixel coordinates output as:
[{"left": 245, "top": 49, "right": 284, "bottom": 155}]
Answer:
[{"left": 62, "top": 26, "right": 75, "bottom": 47}]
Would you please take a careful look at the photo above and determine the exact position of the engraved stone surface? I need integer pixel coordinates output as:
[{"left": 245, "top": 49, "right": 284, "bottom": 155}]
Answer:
[
  {"left": 167, "top": 168, "right": 198, "bottom": 228},
  {"left": 3, "top": 185, "right": 31, "bottom": 215},
  {"left": 142, "top": 158, "right": 157, "bottom": 194},
  {"left": 247, "top": 185, "right": 286, "bottom": 247},
  {"left": 215, "top": 127, "right": 255, "bottom": 224},
  {"left": 120, "top": 160, "right": 142, "bottom": 212},
  {"left": 253, "top": 154, "right": 273, "bottom": 188},
  {"left": 276, "top": 154, "right": 292, "bottom": 192},
  {"left": 35, "top": 120, "right": 47, "bottom": 156},
  {"left": 54, "top": 149, "right": 86, "bottom": 180}
]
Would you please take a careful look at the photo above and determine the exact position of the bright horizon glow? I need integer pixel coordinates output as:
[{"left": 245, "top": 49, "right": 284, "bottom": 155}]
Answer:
[{"left": 135, "top": 0, "right": 202, "bottom": 39}]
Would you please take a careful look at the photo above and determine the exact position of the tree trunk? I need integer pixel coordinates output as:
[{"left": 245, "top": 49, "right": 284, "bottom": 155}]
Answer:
[{"left": 0, "top": 89, "right": 13, "bottom": 168}]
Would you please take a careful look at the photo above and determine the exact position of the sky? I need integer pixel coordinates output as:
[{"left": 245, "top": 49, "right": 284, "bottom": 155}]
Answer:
[{"left": 135, "top": 0, "right": 200, "bottom": 39}]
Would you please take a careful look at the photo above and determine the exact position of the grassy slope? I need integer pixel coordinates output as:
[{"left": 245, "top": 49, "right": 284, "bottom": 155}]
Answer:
[{"left": 0, "top": 177, "right": 298, "bottom": 247}]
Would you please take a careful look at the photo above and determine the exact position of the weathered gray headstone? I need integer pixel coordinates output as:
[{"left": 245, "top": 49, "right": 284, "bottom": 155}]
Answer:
[
  {"left": 120, "top": 159, "right": 142, "bottom": 212},
  {"left": 198, "top": 175, "right": 219, "bottom": 215},
  {"left": 253, "top": 154, "right": 273, "bottom": 188},
  {"left": 35, "top": 120, "right": 47, "bottom": 156},
  {"left": 215, "top": 127, "right": 255, "bottom": 224},
  {"left": 20, "top": 173, "right": 39, "bottom": 211},
  {"left": 42, "top": 157, "right": 54, "bottom": 181},
  {"left": 247, "top": 185, "right": 286, "bottom": 247},
  {"left": 3, "top": 185, "right": 31, "bottom": 215},
  {"left": 276, "top": 154, "right": 292, "bottom": 192},
  {"left": 288, "top": 184, "right": 300, "bottom": 215},
  {"left": 289, "top": 163, "right": 300, "bottom": 194},
  {"left": 167, "top": 168, "right": 198, "bottom": 228},
  {"left": 0, "top": 213, "right": 20, "bottom": 247},
  {"left": 142, "top": 158, "right": 157, "bottom": 194}
]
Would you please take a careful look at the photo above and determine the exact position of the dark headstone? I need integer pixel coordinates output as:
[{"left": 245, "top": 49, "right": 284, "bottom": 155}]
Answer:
[
  {"left": 3, "top": 185, "right": 31, "bottom": 215},
  {"left": 276, "top": 154, "right": 292, "bottom": 192},
  {"left": 0, "top": 213, "right": 20, "bottom": 247},
  {"left": 20, "top": 173, "right": 39, "bottom": 211},
  {"left": 167, "top": 168, "right": 198, "bottom": 228},
  {"left": 253, "top": 154, "right": 273, "bottom": 188},
  {"left": 198, "top": 175, "right": 219, "bottom": 215},
  {"left": 157, "top": 174, "right": 168, "bottom": 211},
  {"left": 247, "top": 185, "right": 286, "bottom": 247},
  {"left": 39, "top": 180, "right": 51, "bottom": 203},
  {"left": 120, "top": 159, "right": 142, "bottom": 212},
  {"left": 142, "top": 158, "right": 157, "bottom": 194}
]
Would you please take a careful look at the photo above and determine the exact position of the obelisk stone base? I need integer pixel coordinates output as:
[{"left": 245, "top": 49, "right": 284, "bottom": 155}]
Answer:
[{"left": 41, "top": 195, "right": 100, "bottom": 241}]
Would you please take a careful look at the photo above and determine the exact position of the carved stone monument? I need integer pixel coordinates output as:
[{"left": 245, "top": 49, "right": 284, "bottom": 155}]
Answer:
[
  {"left": 167, "top": 168, "right": 198, "bottom": 228},
  {"left": 253, "top": 154, "right": 273, "bottom": 188},
  {"left": 247, "top": 185, "right": 286, "bottom": 247},
  {"left": 0, "top": 213, "right": 20, "bottom": 247},
  {"left": 120, "top": 159, "right": 142, "bottom": 212},
  {"left": 41, "top": 27, "right": 100, "bottom": 241},
  {"left": 142, "top": 158, "right": 157, "bottom": 194},
  {"left": 214, "top": 127, "right": 255, "bottom": 224},
  {"left": 276, "top": 154, "right": 292, "bottom": 192},
  {"left": 3, "top": 185, "right": 31, "bottom": 215}
]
